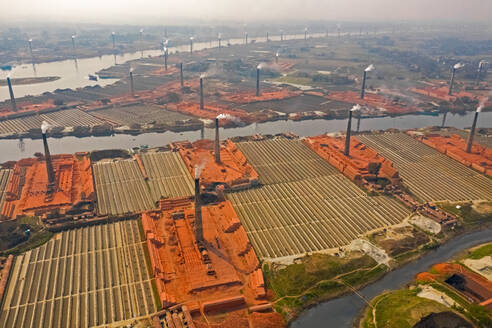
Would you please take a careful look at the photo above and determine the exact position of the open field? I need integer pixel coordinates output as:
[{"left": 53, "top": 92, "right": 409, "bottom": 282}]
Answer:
[
  {"left": 236, "top": 138, "right": 340, "bottom": 185},
  {"left": 229, "top": 138, "right": 410, "bottom": 259},
  {"left": 139, "top": 152, "right": 194, "bottom": 202},
  {"left": 91, "top": 104, "right": 194, "bottom": 126},
  {"left": 0, "top": 109, "right": 105, "bottom": 135},
  {"left": 0, "top": 220, "right": 156, "bottom": 328},
  {"left": 0, "top": 169, "right": 11, "bottom": 211},
  {"left": 93, "top": 159, "right": 154, "bottom": 216},
  {"left": 358, "top": 133, "right": 492, "bottom": 202}
]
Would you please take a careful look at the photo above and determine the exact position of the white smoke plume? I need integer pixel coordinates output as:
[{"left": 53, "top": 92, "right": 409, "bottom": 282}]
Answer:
[
  {"left": 194, "top": 160, "right": 208, "bottom": 179},
  {"left": 28, "top": 38, "right": 33, "bottom": 42},
  {"left": 276, "top": 52, "right": 279, "bottom": 57},
  {"left": 216, "top": 113, "right": 241, "bottom": 122},
  {"left": 200, "top": 73, "right": 206, "bottom": 79},
  {"left": 129, "top": 67, "right": 134, "bottom": 73},
  {"left": 350, "top": 104, "right": 361, "bottom": 112},
  {"left": 257, "top": 62, "right": 267, "bottom": 69},
  {"left": 140, "top": 28, "right": 144, "bottom": 33},
  {"left": 476, "top": 98, "right": 487, "bottom": 112},
  {"left": 71, "top": 35, "right": 76, "bottom": 39},
  {"left": 365, "top": 64, "right": 375, "bottom": 72},
  {"left": 454, "top": 62, "right": 464, "bottom": 69},
  {"left": 190, "top": 36, "right": 194, "bottom": 40},
  {"left": 41, "top": 121, "right": 51, "bottom": 134},
  {"left": 218, "top": 33, "right": 222, "bottom": 39}
]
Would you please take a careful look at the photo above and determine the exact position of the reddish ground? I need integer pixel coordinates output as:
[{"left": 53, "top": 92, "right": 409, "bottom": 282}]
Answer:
[
  {"left": 411, "top": 132, "right": 492, "bottom": 177},
  {"left": 410, "top": 81, "right": 479, "bottom": 103},
  {"left": 0, "top": 100, "right": 57, "bottom": 118},
  {"left": 174, "top": 139, "right": 259, "bottom": 191},
  {"left": 222, "top": 89, "right": 300, "bottom": 104},
  {"left": 1, "top": 153, "right": 94, "bottom": 220},
  {"left": 149, "top": 66, "right": 180, "bottom": 76},
  {"left": 142, "top": 198, "right": 266, "bottom": 311},
  {"left": 303, "top": 135, "right": 400, "bottom": 187},
  {"left": 325, "top": 90, "right": 418, "bottom": 114}
]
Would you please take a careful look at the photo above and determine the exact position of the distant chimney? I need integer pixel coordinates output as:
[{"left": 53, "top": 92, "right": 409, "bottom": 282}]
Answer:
[
  {"left": 256, "top": 68, "right": 260, "bottom": 97},
  {"left": 215, "top": 118, "right": 221, "bottom": 163},
  {"left": 441, "top": 111, "right": 448, "bottom": 128},
  {"left": 360, "top": 71, "right": 367, "bottom": 99},
  {"left": 356, "top": 112, "right": 361, "bottom": 132},
  {"left": 6, "top": 77, "right": 17, "bottom": 112},
  {"left": 448, "top": 68, "right": 456, "bottom": 96},
  {"left": 280, "top": 30, "right": 283, "bottom": 41},
  {"left": 129, "top": 71, "right": 135, "bottom": 97},
  {"left": 42, "top": 131, "right": 56, "bottom": 194},
  {"left": 164, "top": 50, "right": 168, "bottom": 71},
  {"left": 266, "top": 32, "right": 269, "bottom": 42},
  {"left": 28, "top": 40, "right": 33, "bottom": 60},
  {"left": 111, "top": 33, "right": 116, "bottom": 50},
  {"left": 194, "top": 177, "right": 203, "bottom": 244},
  {"left": 180, "top": 63, "right": 184, "bottom": 89},
  {"left": 344, "top": 109, "right": 353, "bottom": 156},
  {"left": 466, "top": 110, "right": 480, "bottom": 153},
  {"left": 245, "top": 32, "right": 248, "bottom": 45},
  {"left": 200, "top": 77, "right": 204, "bottom": 110},
  {"left": 218, "top": 37, "right": 221, "bottom": 49},
  {"left": 190, "top": 38, "right": 193, "bottom": 54}
]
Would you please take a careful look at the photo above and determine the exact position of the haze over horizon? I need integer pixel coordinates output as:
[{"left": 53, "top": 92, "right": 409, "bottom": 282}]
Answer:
[{"left": 1, "top": 0, "right": 491, "bottom": 25}]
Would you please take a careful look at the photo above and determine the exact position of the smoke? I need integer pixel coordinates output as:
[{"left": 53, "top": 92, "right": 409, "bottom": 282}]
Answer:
[
  {"left": 477, "top": 98, "right": 486, "bottom": 112},
  {"left": 41, "top": 121, "right": 51, "bottom": 134},
  {"left": 71, "top": 35, "right": 76, "bottom": 39},
  {"left": 190, "top": 36, "right": 194, "bottom": 40},
  {"left": 454, "top": 62, "right": 464, "bottom": 69},
  {"left": 217, "top": 113, "right": 241, "bottom": 122},
  {"left": 129, "top": 67, "right": 134, "bottom": 73},
  {"left": 28, "top": 38, "right": 33, "bottom": 42},
  {"left": 276, "top": 51, "right": 279, "bottom": 57},
  {"left": 218, "top": 33, "right": 222, "bottom": 39},
  {"left": 200, "top": 73, "right": 206, "bottom": 78},
  {"left": 111, "top": 31, "right": 115, "bottom": 35},
  {"left": 164, "top": 39, "right": 169, "bottom": 45},
  {"left": 257, "top": 63, "right": 267, "bottom": 69},
  {"left": 194, "top": 160, "right": 207, "bottom": 179},
  {"left": 365, "top": 64, "right": 375, "bottom": 72},
  {"left": 140, "top": 28, "right": 144, "bottom": 33},
  {"left": 350, "top": 104, "right": 361, "bottom": 111}
]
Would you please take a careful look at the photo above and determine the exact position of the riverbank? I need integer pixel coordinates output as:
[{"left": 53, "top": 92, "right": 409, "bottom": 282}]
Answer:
[
  {"left": 290, "top": 212, "right": 492, "bottom": 328},
  {"left": 0, "top": 76, "right": 60, "bottom": 86},
  {"left": 358, "top": 240, "right": 492, "bottom": 328}
]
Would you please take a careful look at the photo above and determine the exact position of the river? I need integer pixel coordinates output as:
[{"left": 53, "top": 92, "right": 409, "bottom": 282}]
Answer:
[
  {"left": 0, "top": 111, "right": 490, "bottom": 162},
  {"left": 0, "top": 32, "right": 330, "bottom": 102},
  {"left": 291, "top": 228, "right": 492, "bottom": 328}
]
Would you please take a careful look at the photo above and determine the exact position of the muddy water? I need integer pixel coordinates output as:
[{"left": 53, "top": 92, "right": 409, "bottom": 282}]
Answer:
[
  {"left": 291, "top": 229, "right": 492, "bottom": 328},
  {"left": 0, "top": 32, "right": 328, "bottom": 101},
  {"left": 0, "top": 111, "right": 490, "bottom": 162}
]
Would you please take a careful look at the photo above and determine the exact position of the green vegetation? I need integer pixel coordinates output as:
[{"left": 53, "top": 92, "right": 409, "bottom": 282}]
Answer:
[
  {"left": 264, "top": 253, "right": 387, "bottom": 320},
  {"left": 467, "top": 243, "right": 492, "bottom": 259},
  {"left": 0, "top": 216, "right": 53, "bottom": 256},
  {"left": 361, "top": 289, "right": 449, "bottom": 328},
  {"left": 438, "top": 201, "right": 492, "bottom": 226}
]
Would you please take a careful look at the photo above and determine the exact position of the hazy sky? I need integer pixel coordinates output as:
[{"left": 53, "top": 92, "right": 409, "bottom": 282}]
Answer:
[{"left": 1, "top": 0, "right": 491, "bottom": 24}]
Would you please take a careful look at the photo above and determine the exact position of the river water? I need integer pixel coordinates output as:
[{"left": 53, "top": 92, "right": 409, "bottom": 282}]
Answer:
[
  {"left": 291, "top": 229, "right": 492, "bottom": 328},
  {"left": 0, "top": 32, "right": 328, "bottom": 101},
  {"left": 1, "top": 111, "right": 490, "bottom": 162}
]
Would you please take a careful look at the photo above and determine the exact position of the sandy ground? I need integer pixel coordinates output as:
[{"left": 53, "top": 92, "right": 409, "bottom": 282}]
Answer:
[
  {"left": 409, "top": 215, "right": 441, "bottom": 234},
  {"left": 348, "top": 239, "right": 390, "bottom": 265},
  {"left": 417, "top": 285, "right": 457, "bottom": 308},
  {"left": 463, "top": 256, "right": 492, "bottom": 281}
]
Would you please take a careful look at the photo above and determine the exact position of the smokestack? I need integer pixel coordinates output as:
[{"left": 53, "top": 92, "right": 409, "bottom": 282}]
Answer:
[
  {"left": 441, "top": 111, "right": 448, "bottom": 128},
  {"left": 111, "top": 32, "right": 115, "bottom": 50},
  {"left": 200, "top": 77, "right": 204, "bottom": 110},
  {"left": 245, "top": 32, "right": 248, "bottom": 44},
  {"left": 266, "top": 31, "right": 269, "bottom": 42},
  {"left": 164, "top": 48, "right": 168, "bottom": 71},
  {"left": 194, "top": 173, "right": 203, "bottom": 244},
  {"left": 360, "top": 71, "right": 367, "bottom": 99},
  {"left": 275, "top": 52, "right": 279, "bottom": 64},
  {"left": 41, "top": 122, "right": 56, "bottom": 193},
  {"left": 218, "top": 34, "right": 222, "bottom": 49},
  {"left": 256, "top": 67, "right": 260, "bottom": 97},
  {"left": 28, "top": 39, "right": 33, "bottom": 60},
  {"left": 129, "top": 70, "right": 135, "bottom": 97},
  {"left": 190, "top": 37, "right": 193, "bottom": 54},
  {"left": 448, "top": 68, "right": 456, "bottom": 96},
  {"left": 6, "top": 77, "right": 17, "bottom": 112},
  {"left": 449, "top": 63, "right": 464, "bottom": 96},
  {"left": 466, "top": 107, "right": 481, "bottom": 153},
  {"left": 180, "top": 63, "right": 184, "bottom": 89},
  {"left": 304, "top": 28, "right": 308, "bottom": 41},
  {"left": 475, "top": 61, "right": 487, "bottom": 86},
  {"left": 215, "top": 117, "right": 221, "bottom": 163},
  {"left": 280, "top": 30, "right": 283, "bottom": 41},
  {"left": 71, "top": 35, "right": 76, "bottom": 50},
  {"left": 345, "top": 109, "right": 353, "bottom": 156}
]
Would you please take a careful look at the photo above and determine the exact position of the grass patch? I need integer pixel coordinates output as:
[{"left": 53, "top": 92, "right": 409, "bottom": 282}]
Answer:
[
  {"left": 467, "top": 243, "right": 492, "bottom": 259},
  {"left": 362, "top": 289, "right": 449, "bottom": 328},
  {"left": 0, "top": 216, "right": 53, "bottom": 256},
  {"left": 438, "top": 202, "right": 492, "bottom": 226},
  {"left": 265, "top": 253, "right": 376, "bottom": 298},
  {"left": 1, "top": 230, "right": 53, "bottom": 256},
  {"left": 150, "top": 279, "right": 162, "bottom": 310}
]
